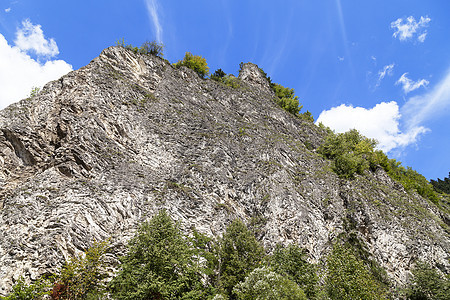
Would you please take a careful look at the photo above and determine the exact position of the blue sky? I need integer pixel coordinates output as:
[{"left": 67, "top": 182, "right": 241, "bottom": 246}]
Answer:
[{"left": 1, "top": 0, "right": 450, "bottom": 181}]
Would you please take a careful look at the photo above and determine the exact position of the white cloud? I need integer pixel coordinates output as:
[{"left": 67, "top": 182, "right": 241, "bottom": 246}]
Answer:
[
  {"left": 391, "top": 16, "right": 431, "bottom": 42},
  {"left": 401, "top": 68, "right": 450, "bottom": 130},
  {"left": 371, "top": 56, "right": 376, "bottom": 62},
  {"left": 0, "top": 23, "right": 72, "bottom": 109},
  {"left": 14, "top": 19, "right": 59, "bottom": 57},
  {"left": 417, "top": 32, "right": 427, "bottom": 43},
  {"left": 338, "top": 56, "right": 344, "bottom": 61},
  {"left": 316, "top": 68, "right": 450, "bottom": 153},
  {"left": 5, "top": 8, "right": 11, "bottom": 13},
  {"left": 396, "top": 73, "right": 429, "bottom": 94},
  {"left": 376, "top": 63, "right": 394, "bottom": 87},
  {"left": 145, "top": 0, "right": 163, "bottom": 42},
  {"left": 316, "top": 102, "right": 427, "bottom": 152}
]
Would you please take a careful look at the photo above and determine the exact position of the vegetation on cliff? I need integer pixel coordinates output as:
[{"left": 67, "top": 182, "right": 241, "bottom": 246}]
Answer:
[{"left": 3, "top": 211, "right": 448, "bottom": 300}]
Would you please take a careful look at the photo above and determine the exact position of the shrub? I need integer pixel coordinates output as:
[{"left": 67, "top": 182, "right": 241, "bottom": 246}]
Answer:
[
  {"left": 211, "top": 69, "right": 226, "bottom": 81},
  {"left": 233, "top": 267, "right": 307, "bottom": 300},
  {"left": 216, "top": 219, "right": 265, "bottom": 298},
  {"left": 387, "top": 160, "right": 439, "bottom": 204},
  {"left": 139, "top": 40, "right": 164, "bottom": 57},
  {"left": 1, "top": 277, "right": 51, "bottom": 300},
  {"left": 325, "top": 244, "right": 389, "bottom": 300},
  {"left": 318, "top": 129, "right": 378, "bottom": 179},
  {"left": 109, "top": 210, "right": 206, "bottom": 300},
  {"left": 404, "top": 261, "right": 449, "bottom": 300},
  {"left": 272, "top": 84, "right": 302, "bottom": 115},
  {"left": 174, "top": 52, "right": 209, "bottom": 78},
  {"left": 115, "top": 39, "right": 164, "bottom": 57},
  {"left": 29, "top": 87, "right": 41, "bottom": 98},
  {"left": 54, "top": 240, "right": 109, "bottom": 299},
  {"left": 267, "top": 244, "right": 318, "bottom": 299}
]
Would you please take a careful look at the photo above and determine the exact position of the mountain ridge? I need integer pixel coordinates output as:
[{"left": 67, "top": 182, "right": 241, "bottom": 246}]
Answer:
[{"left": 0, "top": 46, "right": 448, "bottom": 295}]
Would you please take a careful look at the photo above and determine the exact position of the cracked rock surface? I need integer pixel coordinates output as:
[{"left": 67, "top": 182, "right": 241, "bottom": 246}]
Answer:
[{"left": 0, "top": 46, "right": 448, "bottom": 294}]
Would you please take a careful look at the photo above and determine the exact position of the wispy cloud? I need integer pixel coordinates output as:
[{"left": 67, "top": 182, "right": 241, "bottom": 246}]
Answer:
[
  {"left": 5, "top": 8, "right": 11, "bottom": 13},
  {"left": 14, "top": 19, "right": 59, "bottom": 57},
  {"left": 316, "top": 68, "right": 450, "bottom": 153},
  {"left": 396, "top": 73, "right": 429, "bottom": 94},
  {"left": 145, "top": 0, "right": 163, "bottom": 42},
  {"left": 0, "top": 21, "right": 72, "bottom": 108},
  {"left": 376, "top": 63, "right": 394, "bottom": 87},
  {"left": 401, "top": 68, "right": 450, "bottom": 130},
  {"left": 391, "top": 16, "right": 431, "bottom": 42}
]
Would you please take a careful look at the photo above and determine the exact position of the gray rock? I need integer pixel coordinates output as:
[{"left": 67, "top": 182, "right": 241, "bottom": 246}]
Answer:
[{"left": 0, "top": 46, "right": 448, "bottom": 294}]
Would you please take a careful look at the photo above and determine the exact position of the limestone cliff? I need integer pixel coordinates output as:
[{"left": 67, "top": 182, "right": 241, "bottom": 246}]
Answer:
[{"left": 0, "top": 46, "right": 448, "bottom": 294}]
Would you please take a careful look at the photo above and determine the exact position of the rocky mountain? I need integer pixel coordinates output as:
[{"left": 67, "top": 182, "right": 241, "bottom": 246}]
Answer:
[{"left": 0, "top": 46, "right": 448, "bottom": 295}]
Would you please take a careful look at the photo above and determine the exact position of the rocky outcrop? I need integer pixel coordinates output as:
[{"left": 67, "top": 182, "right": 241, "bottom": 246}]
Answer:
[{"left": 0, "top": 46, "right": 448, "bottom": 294}]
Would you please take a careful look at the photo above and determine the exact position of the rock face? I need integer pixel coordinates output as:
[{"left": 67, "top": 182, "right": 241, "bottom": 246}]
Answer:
[{"left": 0, "top": 46, "right": 448, "bottom": 294}]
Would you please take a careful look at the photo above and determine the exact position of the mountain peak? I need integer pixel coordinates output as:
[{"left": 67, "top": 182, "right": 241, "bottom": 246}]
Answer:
[{"left": 0, "top": 46, "right": 448, "bottom": 295}]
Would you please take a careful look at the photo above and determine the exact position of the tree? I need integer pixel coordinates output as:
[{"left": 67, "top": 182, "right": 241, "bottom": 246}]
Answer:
[
  {"left": 174, "top": 52, "right": 209, "bottom": 78},
  {"left": 271, "top": 83, "right": 302, "bottom": 115},
  {"left": 267, "top": 244, "right": 318, "bottom": 299},
  {"left": 325, "top": 244, "right": 389, "bottom": 300},
  {"left": 139, "top": 40, "right": 165, "bottom": 57},
  {"left": 54, "top": 240, "right": 109, "bottom": 299},
  {"left": 431, "top": 172, "right": 450, "bottom": 194},
  {"left": 405, "top": 261, "right": 449, "bottom": 300},
  {"left": 109, "top": 210, "right": 205, "bottom": 300},
  {"left": 233, "top": 267, "right": 307, "bottom": 300},
  {"left": 216, "top": 219, "right": 265, "bottom": 298},
  {"left": 211, "top": 69, "right": 226, "bottom": 81}
]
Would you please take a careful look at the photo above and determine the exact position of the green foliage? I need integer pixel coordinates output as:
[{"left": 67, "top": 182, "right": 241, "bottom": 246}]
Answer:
[
  {"left": 233, "top": 267, "right": 307, "bottom": 300},
  {"left": 139, "top": 40, "right": 165, "bottom": 57},
  {"left": 272, "top": 83, "right": 303, "bottom": 115},
  {"left": 300, "top": 110, "right": 314, "bottom": 122},
  {"left": 386, "top": 159, "right": 439, "bottom": 204},
  {"left": 325, "top": 244, "right": 389, "bottom": 300},
  {"left": 55, "top": 240, "right": 109, "bottom": 299},
  {"left": 267, "top": 244, "right": 318, "bottom": 299},
  {"left": 116, "top": 38, "right": 164, "bottom": 57},
  {"left": 319, "top": 129, "right": 440, "bottom": 202},
  {"left": 318, "top": 129, "right": 379, "bottom": 179},
  {"left": 404, "top": 261, "right": 449, "bottom": 300},
  {"left": 109, "top": 210, "right": 206, "bottom": 300},
  {"left": 174, "top": 52, "right": 209, "bottom": 78},
  {"left": 1, "top": 277, "right": 51, "bottom": 300},
  {"left": 211, "top": 69, "right": 226, "bottom": 81},
  {"left": 431, "top": 172, "right": 450, "bottom": 194},
  {"left": 217, "top": 219, "right": 265, "bottom": 298},
  {"left": 29, "top": 86, "right": 41, "bottom": 98}
]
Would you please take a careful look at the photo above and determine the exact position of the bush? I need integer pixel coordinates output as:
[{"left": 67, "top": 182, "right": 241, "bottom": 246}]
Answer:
[
  {"left": 109, "top": 210, "right": 206, "bottom": 300},
  {"left": 325, "top": 244, "right": 389, "bottom": 300},
  {"left": 1, "top": 277, "right": 51, "bottom": 300},
  {"left": 318, "top": 129, "right": 378, "bottom": 179},
  {"left": 217, "top": 219, "right": 265, "bottom": 298},
  {"left": 267, "top": 244, "right": 318, "bottom": 299},
  {"left": 272, "top": 84, "right": 302, "bottom": 115},
  {"left": 387, "top": 160, "right": 439, "bottom": 204},
  {"left": 139, "top": 40, "right": 164, "bottom": 57},
  {"left": 233, "top": 267, "right": 307, "bottom": 300},
  {"left": 211, "top": 69, "right": 226, "bottom": 81},
  {"left": 115, "top": 39, "right": 164, "bottom": 57},
  {"left": 174, "top": 52, "right": 209, "bottom": 78},
  {"left": 405, "top": 261, "right": 449, "bottom": 300},
  {"left": 54, "top": 240, "right": 109, "bottom": 299}
]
